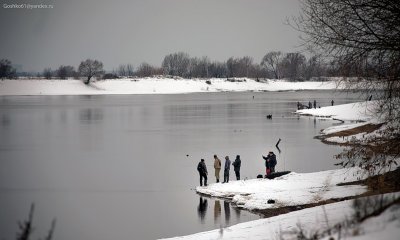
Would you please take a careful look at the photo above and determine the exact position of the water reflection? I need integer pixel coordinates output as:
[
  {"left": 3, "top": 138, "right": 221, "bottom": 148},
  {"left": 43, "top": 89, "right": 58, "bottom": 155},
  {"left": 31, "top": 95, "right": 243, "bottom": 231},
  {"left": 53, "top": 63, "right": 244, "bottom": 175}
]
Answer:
[
  {"left": 79, "top": 108, "right": 103, "bottom": 123},
  {"left": 198, "top": 197, "right": 245, "bottom": 226},
  {"left": 197, "top": 197, "right": 208, "bottom": 223},
  {"left": 234, "top": 205, "right": 240, "bottom": 221},
  {"left": 214, "top": 200, "right": 221, "bottom": 223},
  {"left": 1, "top": 114, "right": 10, "bottom": 127},
  {"left": 224, "top": 201, "right": 230, "bottom": 224}
]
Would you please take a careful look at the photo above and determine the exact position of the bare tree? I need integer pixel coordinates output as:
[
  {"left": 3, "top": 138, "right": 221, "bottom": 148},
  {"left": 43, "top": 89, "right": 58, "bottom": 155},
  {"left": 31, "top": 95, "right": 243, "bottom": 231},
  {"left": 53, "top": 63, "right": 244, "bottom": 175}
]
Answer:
[
  {"left": 0, "top": 59, "right": 17, "bottom": 79},
  {"left": 126, "top": 64, "right": 134, "bottom": 77},
  {"left": 78, "top": 59, "right": 104, "bottom": 84},
  {"left": 226, "top": 56, "right": 254, "bottom": 78},
  {"left": 136, "top": 62, "right": 162, "bottom": 77},
  {"left": 303, "top": 55, "right": 326, "bottom": 80},
  {"left": 43, "top": 68, "right": 53, "bottom": 80},
  {"left": 189, "top": 56, "right": 210, "bottom": 78},
  {"left": 117, "top": 64, "right": 127, "bottom": 77},
  {"left": 208, "top": 61, "right": 227, "bottom": 78},
  {"left": 239, "top": 56, "right": 253, "bottom": 77},
  {"left": 296, "top": 0, "right": 400, "bottom": 170},
  {"left": 56, "top": 65, "right": 75, "bottom": 79},
  {"left": 280, "top": 52, "right": 306, "bottom": 81},
  {"left": 261, "top": 51, "right": 282, "bottom": 79},
  {"left": 162, "top": 52, "right": 190, "bottom": 77}
]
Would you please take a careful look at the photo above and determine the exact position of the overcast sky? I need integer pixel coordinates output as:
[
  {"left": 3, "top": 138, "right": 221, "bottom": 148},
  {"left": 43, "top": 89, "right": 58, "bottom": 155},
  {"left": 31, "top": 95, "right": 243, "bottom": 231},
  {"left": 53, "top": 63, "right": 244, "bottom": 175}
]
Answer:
[{"left": 0, "top": 0, "right": 302, "bottom": 72}]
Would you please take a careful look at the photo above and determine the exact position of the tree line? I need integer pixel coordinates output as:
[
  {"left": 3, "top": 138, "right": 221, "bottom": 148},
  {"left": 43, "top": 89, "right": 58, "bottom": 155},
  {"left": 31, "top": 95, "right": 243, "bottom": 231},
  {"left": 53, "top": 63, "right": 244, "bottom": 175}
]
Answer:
[{"left": 1, "top": 50, "right": 371, "bottom": 83}]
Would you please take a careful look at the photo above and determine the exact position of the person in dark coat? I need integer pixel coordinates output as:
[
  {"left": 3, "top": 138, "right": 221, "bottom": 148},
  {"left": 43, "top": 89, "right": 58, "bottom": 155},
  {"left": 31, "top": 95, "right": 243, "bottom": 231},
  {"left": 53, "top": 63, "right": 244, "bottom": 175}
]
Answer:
[
  {"left": 331, "top": 99, "right": 334, "bottom": 106},
  {"left": 232, "top": 155, "right": 241, "bottom": 180},
  {"left": 262, "top": 151, "right": 277, "bottom": 175},
  {"left": 223, "top": 156, "right": 231, "bottom": 183},
  {"left": 197, "top": 159, "right": 208, "bottom": 186},
  {"left": 313, "top": 100, "right": 317, "bottom": 109}
]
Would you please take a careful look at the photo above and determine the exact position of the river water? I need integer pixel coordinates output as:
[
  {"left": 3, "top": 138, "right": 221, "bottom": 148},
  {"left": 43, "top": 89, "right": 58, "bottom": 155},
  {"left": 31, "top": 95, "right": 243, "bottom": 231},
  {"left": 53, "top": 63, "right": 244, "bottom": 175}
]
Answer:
[{"left": 0, "top": 91, "right": 363, "bottom": 240}]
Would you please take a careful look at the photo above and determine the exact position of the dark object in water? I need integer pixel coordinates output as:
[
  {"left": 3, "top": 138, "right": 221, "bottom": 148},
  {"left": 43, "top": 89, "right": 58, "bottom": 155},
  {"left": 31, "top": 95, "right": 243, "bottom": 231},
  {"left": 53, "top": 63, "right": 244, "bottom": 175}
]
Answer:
[
  {"left": 264, "top": 171, "right": 291, "bottom": 179},
  {"left": 266, "top": 114, "right": 272, "bottom": 119},
  {"left": 275, "top": 138, "right": 281, "bottom": 153},
  {"left": 256, "top": 174, "right": 263, "bottom": 178},
  {"left": 267, "top": 199, "right": 275, "bottom": 204}
]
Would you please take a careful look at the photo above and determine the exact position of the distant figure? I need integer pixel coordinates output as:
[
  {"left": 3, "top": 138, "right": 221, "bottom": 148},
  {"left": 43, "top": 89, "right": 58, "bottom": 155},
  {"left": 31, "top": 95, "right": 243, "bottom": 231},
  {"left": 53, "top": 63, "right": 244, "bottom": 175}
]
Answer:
[
  {"left": 297, "top": 101, "right": 301, "bottom": 110},
  {"left": 308, "top": 101, "right": 312, "bottom": 109},
  {"left": 223, "top": 156, "right": 231, "bottom": 183},
  {"left": 213, "top": 154, "right": 222, "bottom": 183},
  {"left": 313, "top": 100, "right": 317, "bottom": 109},
  {"left": 232, "top": 155, "right": 241, "bottom": 180},
  {"left": 266, "top": 114, "right": 272, "bottom": 119},
  {"left": 331, "top": 100, "right": 334, "bottom": 106},
  {"left": 263, "top": 151, "right": 277, "bottom": 175},
  {"left": 197, "top": 159, "right": 208, "bottom": 186}
]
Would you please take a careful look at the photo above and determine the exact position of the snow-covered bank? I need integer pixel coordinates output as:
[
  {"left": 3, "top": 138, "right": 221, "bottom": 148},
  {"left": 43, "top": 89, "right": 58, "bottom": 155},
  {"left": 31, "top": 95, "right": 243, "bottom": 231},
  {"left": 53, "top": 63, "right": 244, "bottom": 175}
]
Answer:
[
  {"left": 160, "top": 193, "right": 400, "bottom": 240},
  {"left": 0, "top": 78, "right": 337, "bottom": 95},
  {"left": 295, "top": 101, "right": 387, "bottom": 145},
  {"left": 296, "top": 101, "right": 377, "bottom": 122},
  {"left": 196, "top": 168, "right": 367, "bottom": 211}
]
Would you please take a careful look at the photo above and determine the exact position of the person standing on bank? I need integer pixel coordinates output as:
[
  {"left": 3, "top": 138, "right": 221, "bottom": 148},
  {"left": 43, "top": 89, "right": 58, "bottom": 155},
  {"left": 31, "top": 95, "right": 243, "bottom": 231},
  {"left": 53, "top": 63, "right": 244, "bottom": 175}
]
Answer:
[
  {"left": 223, "top": 156, "right": 231, "bottom": 183},
  {"left": 197, "top": 159, "right": 208, "bottom": 186},
  {"left": 262, "top": 151, "right": 277, "bottom": 175},
  {"left": 213, "top": 154, "right": 222, "bottom": 183},
  {"left": 232, "top": 155, "right": 241, "bottom": 180}
]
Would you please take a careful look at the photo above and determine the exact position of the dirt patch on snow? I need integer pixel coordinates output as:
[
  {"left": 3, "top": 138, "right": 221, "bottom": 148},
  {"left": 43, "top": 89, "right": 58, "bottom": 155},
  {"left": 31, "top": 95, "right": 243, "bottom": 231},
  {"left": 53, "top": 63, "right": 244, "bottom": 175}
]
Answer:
[
  {"left": 315, "top": 123, "right": 383, "bottom": 146},
  {"left": 255, "top": 167, "right": 400, "bottom": 218}
]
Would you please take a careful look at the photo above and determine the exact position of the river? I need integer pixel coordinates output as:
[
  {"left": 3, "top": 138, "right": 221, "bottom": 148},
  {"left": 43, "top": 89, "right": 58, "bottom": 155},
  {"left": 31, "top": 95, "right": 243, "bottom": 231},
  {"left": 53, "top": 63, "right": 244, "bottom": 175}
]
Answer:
[{"left": 0, "top": 90, "right": 363, "bottom": 240}]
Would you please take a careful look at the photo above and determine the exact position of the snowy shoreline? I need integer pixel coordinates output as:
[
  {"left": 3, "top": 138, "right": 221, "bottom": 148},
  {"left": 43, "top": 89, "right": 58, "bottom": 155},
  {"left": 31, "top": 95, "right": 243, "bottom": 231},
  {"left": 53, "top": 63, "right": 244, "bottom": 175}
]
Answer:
[
  {"left": 195, "top": 168, "right": 368, "bottom": 211},
  {"left": 0, "top": 78, "right": 338, "bottom": 96}
]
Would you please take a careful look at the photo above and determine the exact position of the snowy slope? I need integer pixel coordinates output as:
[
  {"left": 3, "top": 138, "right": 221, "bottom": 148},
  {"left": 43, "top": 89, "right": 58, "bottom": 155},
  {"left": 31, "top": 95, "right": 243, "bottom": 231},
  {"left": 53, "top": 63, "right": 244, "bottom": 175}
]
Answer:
[{"left": 0, "top": 78, "right": 337, "bottom": 95}]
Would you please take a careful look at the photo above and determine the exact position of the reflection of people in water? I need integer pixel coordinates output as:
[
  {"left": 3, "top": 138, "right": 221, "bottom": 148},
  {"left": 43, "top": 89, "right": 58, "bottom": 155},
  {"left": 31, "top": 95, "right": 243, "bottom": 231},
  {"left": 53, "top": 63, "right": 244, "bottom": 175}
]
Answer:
[
  {"left": 224, "top": 201, "right": 230, "bottom": 224},
  {"left": 233, "top": 206, "right": 240, "bottom": 221},
  {"left": 214, "top": 200, "right": 221, "bottom": 222},
  {"left": 197, "top": 197, "right": 208, "bottom": 223}
]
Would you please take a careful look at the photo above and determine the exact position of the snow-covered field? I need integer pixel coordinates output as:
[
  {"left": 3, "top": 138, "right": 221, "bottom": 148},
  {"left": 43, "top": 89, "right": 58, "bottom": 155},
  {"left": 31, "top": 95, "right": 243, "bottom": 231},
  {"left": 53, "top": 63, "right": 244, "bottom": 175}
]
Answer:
[
  {"left": 0, "top": 78, "right": 337, "bottom": 95},
  {"left": 160, "top": 193, "right": 400, "bottom": 240},
  {"left": 196, "top": 168, "right": 367, "bottom": 211}
]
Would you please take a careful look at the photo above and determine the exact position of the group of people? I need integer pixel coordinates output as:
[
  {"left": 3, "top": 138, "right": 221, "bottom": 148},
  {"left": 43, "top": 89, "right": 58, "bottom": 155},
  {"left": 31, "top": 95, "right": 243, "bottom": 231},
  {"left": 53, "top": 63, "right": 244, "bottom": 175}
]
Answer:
[
  {"left": 297, "top": 99, "right": 335, "bottom": 110},
  {"left": 197, "top": 151, "right": 277, "bottom": 186},
  {"left": 197, "top": 155, "right": 241, "bottom": 186}
]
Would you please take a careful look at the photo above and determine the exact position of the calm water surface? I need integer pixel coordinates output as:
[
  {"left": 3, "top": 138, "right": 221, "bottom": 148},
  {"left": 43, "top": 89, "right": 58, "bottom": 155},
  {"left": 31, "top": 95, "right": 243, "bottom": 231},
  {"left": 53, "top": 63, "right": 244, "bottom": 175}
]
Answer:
[{"left": 0, "top": 91, "right": 363, "bottom": 240}]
